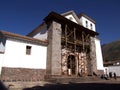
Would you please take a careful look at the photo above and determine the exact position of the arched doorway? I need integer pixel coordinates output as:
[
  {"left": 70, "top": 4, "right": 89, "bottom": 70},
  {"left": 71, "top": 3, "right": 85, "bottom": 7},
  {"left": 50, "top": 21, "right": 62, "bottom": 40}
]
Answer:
[{"left": 67, "top": 55, "right": 76, "bottom": 75}]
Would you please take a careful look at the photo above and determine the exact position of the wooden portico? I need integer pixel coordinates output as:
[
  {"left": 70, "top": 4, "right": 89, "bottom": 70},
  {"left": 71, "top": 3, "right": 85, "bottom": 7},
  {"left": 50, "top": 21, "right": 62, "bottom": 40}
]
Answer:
[{"left": 44, "top": 12, "right": 98, "bottom": 78}]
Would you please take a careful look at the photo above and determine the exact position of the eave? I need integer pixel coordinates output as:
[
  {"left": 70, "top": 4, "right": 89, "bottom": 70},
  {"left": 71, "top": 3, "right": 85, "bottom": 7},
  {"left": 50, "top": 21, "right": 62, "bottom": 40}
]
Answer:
[
  {"left": 0, "top": 30, "right": 48, "bottom": 46},
  {"left": 44, "top": 12, "right": 99, "bottom": 37}
]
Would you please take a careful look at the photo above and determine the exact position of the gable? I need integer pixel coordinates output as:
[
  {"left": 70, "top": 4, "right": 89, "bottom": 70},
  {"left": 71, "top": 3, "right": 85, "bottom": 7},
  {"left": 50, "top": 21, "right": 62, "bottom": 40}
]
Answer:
[
  {"left": 64, "top": 14, "right": 78, "bottom": 23},
  {"left": 61, "top": 10, "right": 82, "bottom": 25},
  {"left": 44, "top": 12, "right": 98, "bottom": 36}
]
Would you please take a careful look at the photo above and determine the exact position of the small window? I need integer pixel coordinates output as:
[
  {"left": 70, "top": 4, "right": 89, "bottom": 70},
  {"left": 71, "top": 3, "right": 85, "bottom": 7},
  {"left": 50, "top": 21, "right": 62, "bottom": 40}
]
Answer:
[
  {"left": 86, "top": 21, "right": 88, "bottom": 28},
  {"left": 26, "top": 46, "right": 32, "bottom": 55},
  {"left": 90, "top": 23, "right": 93, "bottom": 30}
]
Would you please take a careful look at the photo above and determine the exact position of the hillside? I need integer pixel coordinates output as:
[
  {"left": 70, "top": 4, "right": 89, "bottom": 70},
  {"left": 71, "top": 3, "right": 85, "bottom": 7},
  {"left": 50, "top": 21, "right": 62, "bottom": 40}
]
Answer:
[{"left": 102, "top": 40, "right": 120, "bottom": 62}]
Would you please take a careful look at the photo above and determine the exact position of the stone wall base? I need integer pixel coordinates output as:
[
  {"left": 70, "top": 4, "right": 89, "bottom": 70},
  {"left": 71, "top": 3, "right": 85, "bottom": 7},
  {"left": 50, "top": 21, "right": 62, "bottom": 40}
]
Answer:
[
  {"left": 0, "top": 67, "right": 46, "bottom": 82},
  {"left": 97, "top": 70, "right": 104, "bottom": 76}
]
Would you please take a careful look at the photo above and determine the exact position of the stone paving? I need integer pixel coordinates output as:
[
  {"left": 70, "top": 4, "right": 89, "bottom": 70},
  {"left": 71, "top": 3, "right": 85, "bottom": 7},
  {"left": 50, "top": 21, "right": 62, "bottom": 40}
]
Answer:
[{"left": 1, "top": 78, "right": 120, "bottom": 90}]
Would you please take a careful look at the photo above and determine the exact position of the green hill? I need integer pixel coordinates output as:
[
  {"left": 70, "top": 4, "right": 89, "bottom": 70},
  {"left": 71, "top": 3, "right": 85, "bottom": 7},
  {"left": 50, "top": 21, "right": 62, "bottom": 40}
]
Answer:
[{"left": 102, "top": 40, "right": 120, "bottom": 62}]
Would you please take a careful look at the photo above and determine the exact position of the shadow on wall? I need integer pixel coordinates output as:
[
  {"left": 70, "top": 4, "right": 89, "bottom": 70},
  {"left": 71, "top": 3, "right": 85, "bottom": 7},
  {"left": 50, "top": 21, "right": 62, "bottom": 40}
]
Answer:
[
  {"left": 0, "top": 80, "right": 7, "bottom": 90},
  {"left": 23, "top": 83, "right": 120, "bottom": 90}
]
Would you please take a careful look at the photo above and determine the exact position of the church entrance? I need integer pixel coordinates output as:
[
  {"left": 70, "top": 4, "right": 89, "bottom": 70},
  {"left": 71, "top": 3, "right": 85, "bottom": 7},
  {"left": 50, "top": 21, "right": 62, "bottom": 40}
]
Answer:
[{"left": 67, "top": 55, "right": 76, "bottom": 75}]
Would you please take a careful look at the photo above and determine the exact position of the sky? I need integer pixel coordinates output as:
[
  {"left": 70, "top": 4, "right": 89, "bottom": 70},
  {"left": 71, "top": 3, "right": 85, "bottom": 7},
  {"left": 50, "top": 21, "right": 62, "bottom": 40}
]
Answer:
[{"left": 0, "top": 0, "right": 120, "bottom": 44}]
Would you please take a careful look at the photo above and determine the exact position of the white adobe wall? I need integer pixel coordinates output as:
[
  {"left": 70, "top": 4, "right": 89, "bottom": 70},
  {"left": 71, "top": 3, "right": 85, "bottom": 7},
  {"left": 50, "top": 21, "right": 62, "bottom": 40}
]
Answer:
[
  {"left": 0, "top": 54, "right": 4, "bottom": 74},
  {"left": 33, "top": 23, "right": 48, "bottom": 41},
  {"left": 79, "top": 16, "right": 96, "bottom": 31},
  {"left": 79, "top": 15, "right": 104, "bottom": 71},
  {"left": 107, "top": 66, "right": 120, "bottom": 76},
  {"left": 95, "top": 38, "right": 104, "bottom": 70},
  {"left": 2, "top": 39, "right": 47, "bottom": 69},
  {"left": 0, "top": 38, "right": 6, "bottom": 52},
  {"left": 0, "top": 38, "right": 5, "bottom": 74},
  {"left": 0, "top": 42, "right": 5, "bottom": 52}
]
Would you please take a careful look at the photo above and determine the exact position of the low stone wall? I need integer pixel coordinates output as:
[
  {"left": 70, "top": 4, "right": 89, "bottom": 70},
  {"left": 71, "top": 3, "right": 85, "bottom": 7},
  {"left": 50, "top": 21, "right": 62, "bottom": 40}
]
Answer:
[
  {"left": 0, "top": 67, "right": 46, "bottom": 82},
  {"left": 97, "top": 70, "right": 104, "bottom": 76}
]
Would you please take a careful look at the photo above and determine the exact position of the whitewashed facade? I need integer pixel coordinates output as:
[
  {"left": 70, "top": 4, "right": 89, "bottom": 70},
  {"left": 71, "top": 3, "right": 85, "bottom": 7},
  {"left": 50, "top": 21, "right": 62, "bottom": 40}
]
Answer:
[
  {"left": 2, "top": 39, "right": 47, "bottom": 69},
  {"left": 78, "top": 13, "right": 104, "bottom": 71},
  {"left": 62, "top": 11, "right": 104, "bottom": 72},
  {"left": 0, "top": 30, "right": 48, "bottom": 81},
  {"left": 95, "top": 38, "right": 104, "bottom": 70},
  {"left": 0, "top": 10, "right": 104, "bottom": 81},
  {"left": 0, "top": 53, "right": 4, "bottom": 74}
]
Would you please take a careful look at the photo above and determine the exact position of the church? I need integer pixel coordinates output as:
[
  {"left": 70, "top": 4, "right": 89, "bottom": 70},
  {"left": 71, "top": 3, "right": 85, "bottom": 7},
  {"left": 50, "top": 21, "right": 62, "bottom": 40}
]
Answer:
[{"left": 0, "top": 10, "right": 104, "bottom": 82}]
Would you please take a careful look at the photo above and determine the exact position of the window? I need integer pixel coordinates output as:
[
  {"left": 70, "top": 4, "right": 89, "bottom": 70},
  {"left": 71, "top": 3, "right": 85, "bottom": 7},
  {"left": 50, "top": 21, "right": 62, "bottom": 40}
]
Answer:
[
  {"left": 26, "top": 46, "right": 32, "bottom": 55},
  {"left": 90, "top": 23, "right": 93, "bottom": 30},
  {"left": 86, "top": 21, "right": 88, "bottom": 28}
]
